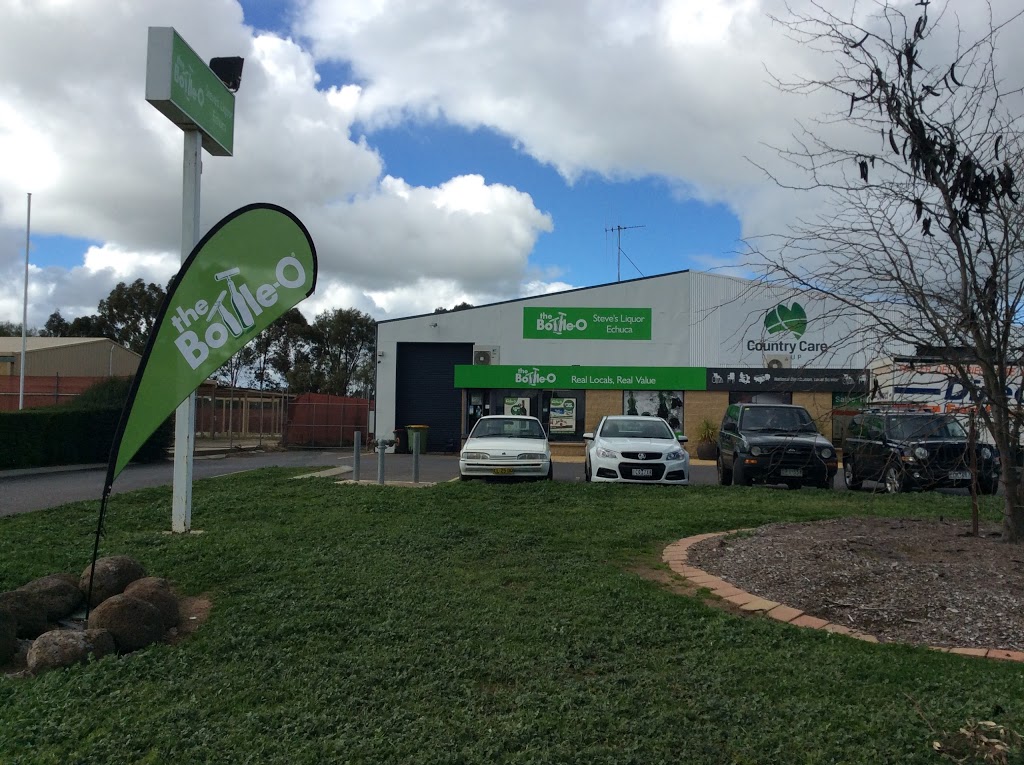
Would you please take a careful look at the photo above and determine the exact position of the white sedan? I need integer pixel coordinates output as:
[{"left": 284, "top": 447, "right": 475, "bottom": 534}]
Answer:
[
  {"left": 459, "top": 415, "right": 553, "bottom": 480},
  {"left": 584, "top": 415, "right": 690, "bottom": 484}
]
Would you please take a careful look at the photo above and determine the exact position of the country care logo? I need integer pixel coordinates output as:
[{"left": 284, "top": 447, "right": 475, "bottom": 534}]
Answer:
[
  {"left": 764, "top": 302, "right": 807, "bottom": 339},
  {"left": 172, "top": 255, "right": 308, "bottom": 370}
]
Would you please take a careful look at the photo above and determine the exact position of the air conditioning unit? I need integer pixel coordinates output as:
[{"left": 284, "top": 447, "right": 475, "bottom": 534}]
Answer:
[
  {"left": 764, "top": 353, "right": 792, "bottom": 369},
  {"left": 473, "top": 346, "right": 499, "bottom": 365}
]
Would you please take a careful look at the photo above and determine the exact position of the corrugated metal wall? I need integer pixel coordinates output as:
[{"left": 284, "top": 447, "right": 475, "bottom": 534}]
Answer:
[{"left": 1, "top": 340, "right": 140, "bottom": 377}]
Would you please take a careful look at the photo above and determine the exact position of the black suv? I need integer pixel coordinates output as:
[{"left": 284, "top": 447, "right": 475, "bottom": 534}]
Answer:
[
  {"left": 717, "top": 403, "right": 838, "bottom": 489},
  {"left": 842, "top": 409, "right": 1000, "bottom": 494}
]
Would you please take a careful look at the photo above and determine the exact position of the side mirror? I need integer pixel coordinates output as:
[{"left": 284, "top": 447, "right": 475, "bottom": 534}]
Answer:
[
  {"left": 677, "top": 435, "right": 689, "bottom": 443},
  {"left": 722, "top": 422, "right": 737, "bottom": 434},
  {"left": 583, "top": 432, "right": 594, "bottom": 441}
]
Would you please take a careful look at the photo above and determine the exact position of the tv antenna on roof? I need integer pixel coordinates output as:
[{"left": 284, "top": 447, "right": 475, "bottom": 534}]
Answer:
[{"left": 604, "top": 224, "right": 646, "bottom": 282}]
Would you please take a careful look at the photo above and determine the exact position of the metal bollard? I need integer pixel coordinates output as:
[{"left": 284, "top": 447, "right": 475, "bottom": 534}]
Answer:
[
  {"left": 353, "top": 431, "right": 361, "bottom": 481},
  {"left": 412, "top": 431, "right": 420, "bottom": 484},
  {"left": 377, "top": 439, "right": 385, "bottom": 484}
]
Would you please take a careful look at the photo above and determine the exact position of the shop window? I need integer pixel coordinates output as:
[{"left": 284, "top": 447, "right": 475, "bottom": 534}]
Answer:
[
  {"left": 465, "top": 390, "right": 489, "bottom": 434},
  {"left": 542, "top": 390, "right": 586, "bottom": 441},
  {"left": 623, "top": 391, "right": 684, "bottom": 433},
  {"left": 548, "top": 395, "right": 578, "bottom": 436},
  {"left": 476, "top": 389, "right": 585, "bottom": 440},
  {"left": 503, "top": 396, "right": 531, "bottom": 416}
]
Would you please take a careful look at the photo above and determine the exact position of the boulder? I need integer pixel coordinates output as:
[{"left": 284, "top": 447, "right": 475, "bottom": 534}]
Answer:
[
  {"left": 18, "top": 573, "right": 83, "bottom": 620},
  {"left": 79, "top": 556, "right": 147, "bottom": 607},
  {"left": 87, "top": 595, "right": 164, "bottom": 653},
  {"left": 0, "top": 609, "right": 16, "bottom": 665},
  {"left": 0, "top": 591, "right": 48, "bottom": 638},
  {"left": 26, "top": 629, "right": 116, "bottom": 673},
  {"left": 124, "top": 577, "right": 179, "bottom": 631}
]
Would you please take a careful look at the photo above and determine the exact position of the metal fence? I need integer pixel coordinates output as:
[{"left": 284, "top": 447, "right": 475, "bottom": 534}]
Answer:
[{"left": 282, "top": 396, "right": 372, "bottom": 448}]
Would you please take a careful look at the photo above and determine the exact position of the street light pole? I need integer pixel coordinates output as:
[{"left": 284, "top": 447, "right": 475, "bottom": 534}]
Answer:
[{"left": 19, "top": 192, "right": 31, "bottom": 410}]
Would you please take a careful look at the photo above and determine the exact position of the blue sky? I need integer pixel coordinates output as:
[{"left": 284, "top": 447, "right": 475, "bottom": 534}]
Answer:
[
  {"left": 366, "top": 123, "right": 743, "bottom": 284},
  {"left": 238, "top": 0, "right": 745, "bottom": 289},
  {"left": 1, "top": 0, "right": 1015, "bottom": 328}
]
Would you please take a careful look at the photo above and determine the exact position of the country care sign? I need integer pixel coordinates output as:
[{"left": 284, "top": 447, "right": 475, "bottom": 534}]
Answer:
[{"left": 523, "top": 307, "right": 652, "bottom": 340}]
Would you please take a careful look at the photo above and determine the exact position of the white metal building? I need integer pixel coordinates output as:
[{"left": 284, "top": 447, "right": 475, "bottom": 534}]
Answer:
[{"left": 375, "top": 270, "right": 878, "bottom": 452}]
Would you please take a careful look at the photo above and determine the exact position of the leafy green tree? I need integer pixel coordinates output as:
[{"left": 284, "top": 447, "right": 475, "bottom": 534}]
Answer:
[
  {"left": 304, "top": 308, "right": 376, "bottom": 396},
  {"left": 260, "top": 308, "right": 312, "bottom": 390},
  {"left": 41, "top": 311, "right": 70, "bottom": 337},
  {"left": 433, "top": 302, "right": 474, "bottom": 314},
  {"left": 214, "top": 342, "right": 256, "bottom": 389},
  {"left": 96, "top": 279, "right": 166, "bottom": 354},
  {"left": 66, "top": 314, "right": 110, "bottom": 339}
]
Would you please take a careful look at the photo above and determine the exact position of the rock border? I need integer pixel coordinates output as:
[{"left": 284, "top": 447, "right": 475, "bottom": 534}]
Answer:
[{"left": 664, "top": 531, "right": 1024, "bottom": 662}]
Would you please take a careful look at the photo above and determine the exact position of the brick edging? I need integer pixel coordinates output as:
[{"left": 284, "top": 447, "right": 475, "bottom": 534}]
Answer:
[{"left": 663, "top": 531, "right": 1024, "bottom": 662}]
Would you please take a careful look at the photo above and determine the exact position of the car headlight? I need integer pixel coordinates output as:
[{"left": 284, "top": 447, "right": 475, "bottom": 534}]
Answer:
[
  {"left": 981, "top": 446, "right": 993, "bottom": 460},
  {"left": 819, "top": 447, "right": 834, "bottom": 459},
  {"left": 518, "top": 452, "right": 546, "bottom": 460},
  {"left": 596, "top": 446, "right": 619, "bottom": 459},
  {"left": 913, "top": 446, "right": 929, "bottom": 460},
  {"left": 750, "top": 445, "right": 763, "bottom": 456},
  {"left": 461, "top": 451, "right": 489, "bottom": 460},
  {"left": 665, "top": 448, "right": 685, "bottom": 461}
]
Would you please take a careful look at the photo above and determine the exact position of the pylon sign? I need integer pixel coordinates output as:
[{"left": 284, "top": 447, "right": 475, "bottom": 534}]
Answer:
[{"left": 145, "top": 27, "right": 235, "bottom": 156}]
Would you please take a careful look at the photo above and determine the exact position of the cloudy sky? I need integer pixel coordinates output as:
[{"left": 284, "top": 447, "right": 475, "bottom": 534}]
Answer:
[{"left": 0, "top": 0, "right": 1020, "bottom": 329}]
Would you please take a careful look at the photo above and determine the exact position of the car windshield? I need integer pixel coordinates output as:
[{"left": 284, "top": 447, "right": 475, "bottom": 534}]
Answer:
[
  {"left": 887, "top": 414, "right": 966, "bottom": 441},
  {"left": 740, "top": 407, "right": 816, "bottom": 432},
  {"left": 470, "top": 418, "right": 546, "bottom": 439},
  {"left": 601, "top": 419, "right": 675, "bottom": 439}
]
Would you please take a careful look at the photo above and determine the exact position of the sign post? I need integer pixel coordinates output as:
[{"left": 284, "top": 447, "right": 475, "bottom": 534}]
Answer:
[{"left": 146, "top": 27, "right": 236, "bottom": 532}]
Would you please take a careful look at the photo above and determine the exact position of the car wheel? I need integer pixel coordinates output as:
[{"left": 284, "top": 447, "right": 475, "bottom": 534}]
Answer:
[
  {"left": 459, "top": 474, "right": 471, "bottom": 481},
  {"left": 731, "top": 459, "right": 751, "bottom": 487},
  {"left": 816, "top": 477, "right": 833, "bottom": 490},
  {"left": 717, "top": 455, "right": 732, "bottom": 485},
  {"left": 883, "top": 464, "right": 906, "bottom": 494},
  {"left": 843, "top": 457, "right": 862, "bottom": 490},
  {"left": 785, "top": 481, "right": 802, "bottom": 490},
  {"left": 546, "top": 462, "right": 554, "bottom": 481},
  {"left": 584, "top": 459, "right": 592, "bottom": 482}
]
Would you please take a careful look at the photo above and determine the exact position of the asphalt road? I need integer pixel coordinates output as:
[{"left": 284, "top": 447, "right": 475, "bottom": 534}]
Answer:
[{"left": 0, "top": 450, "right": 860, "bottom": 517}]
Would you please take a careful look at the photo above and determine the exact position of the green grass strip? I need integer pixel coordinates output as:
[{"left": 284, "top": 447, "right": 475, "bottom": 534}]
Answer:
[{"left": 0, "top": 473, "right": 1019, "bottom": 764}]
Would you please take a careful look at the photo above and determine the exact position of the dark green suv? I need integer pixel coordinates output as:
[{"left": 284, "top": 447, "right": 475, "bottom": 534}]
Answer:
[
  {"left": 842, "top": 409, "right": 1000, "bottom": 494},
  {"left": 717, "top": 403, "right": 838, "bottom": 489}
]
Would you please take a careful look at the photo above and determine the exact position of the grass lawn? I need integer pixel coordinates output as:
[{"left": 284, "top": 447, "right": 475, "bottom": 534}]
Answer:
[{"left": 1, "top": 472, "right": 1022, "bottom": 764}]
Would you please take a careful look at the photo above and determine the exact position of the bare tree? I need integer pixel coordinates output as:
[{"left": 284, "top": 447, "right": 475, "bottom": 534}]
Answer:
[{"left": 750, "top": 1, "right": 1024, "bottom": 540}]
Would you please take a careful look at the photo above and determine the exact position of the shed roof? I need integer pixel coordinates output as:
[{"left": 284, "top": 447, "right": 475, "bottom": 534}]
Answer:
[{"left": 0, "top": 337, "right": 123, "bottom": 353}]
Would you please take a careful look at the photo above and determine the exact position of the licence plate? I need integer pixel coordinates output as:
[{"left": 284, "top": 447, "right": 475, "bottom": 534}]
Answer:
[
  {"left": 631, "top": 468, "right": 654, "bottom": 478},
  {"left": 780, "top": 468, "right": 803, "bottom": 477},
  {"left": 492, "top": 467, "right": 514, "bottom": 475},
  {"left": 949, "top": 470, "right": 971, "bottom": 480}
]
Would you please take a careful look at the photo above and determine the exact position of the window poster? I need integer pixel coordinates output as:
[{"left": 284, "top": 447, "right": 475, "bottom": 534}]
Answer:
[
  {"left": 622, "top": 390, "right": 684, "bottom": 433},
  {"left": 549, "top": 397, "right": 577, "bottom": 433},
  {"left": 504, "top": 397, "right": 530, "bottom": 416}
]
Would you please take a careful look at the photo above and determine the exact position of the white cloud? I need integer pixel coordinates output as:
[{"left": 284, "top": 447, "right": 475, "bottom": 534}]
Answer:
[
  {"left": 298, "top": 0, "right": 1024, "bottom": 240},
  {"left": 0, "top": 0, "right": 559, "bottom": 327},
  {"left": 2, "top": 0, "right": 1022, "bottom": 330}
]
